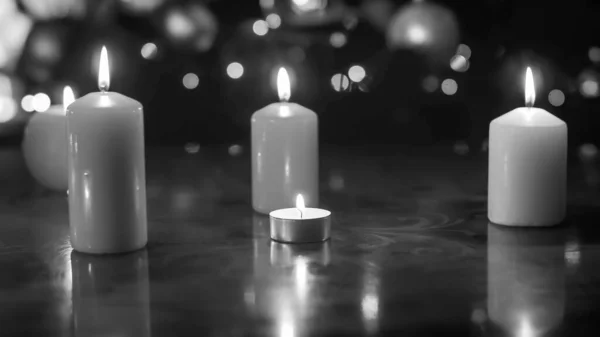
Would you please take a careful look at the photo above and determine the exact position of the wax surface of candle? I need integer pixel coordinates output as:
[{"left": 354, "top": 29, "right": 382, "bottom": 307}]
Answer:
[
  {"left": 488, "top": 68, "right": 567, "bottom": 227},
  {"left": 251, "top": 69, "right": 318, "bottom": 214},
  {"left": 67, "top": 47, "right": 147, "bottom": 254},
  {"left": 270, "top": 207, "right": 330, "bottom": 220}
]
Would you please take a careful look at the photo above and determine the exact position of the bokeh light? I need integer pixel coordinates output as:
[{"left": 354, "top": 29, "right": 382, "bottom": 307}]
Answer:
[
  {"left": 579, "top": 143, "right": 598, "bottom": 161},
  {"left": 184, "top": 142, "right": 200, "bottom": 154},
  {"left": 422, "top": 75, "right": 439, "bottom": 93},
  {"left": 450, "top": 55, "right": 469, "bottom": 72},
  {"left": 228, "top": 144, "right": 243, "bottom": 156},
  {"left": 291, "top": 0, "right": 327, "bottom": 14},
  {"left": 21, "top": 0, "right": 85, "bottom": 19},
  {"left": 120, "top": 0, "right": 164, "bottom": 13},
  {"left": 30, "top": 29, "right": 62, "bottom": 64},
  {"left": 589, "top": 46, "right": 600, "bottom": 63},
  {"left": 21, "top": 94, "right": 34, "bottom": 112},
  {"left": 165, "top": 9, "right": 195, "bottom": 40},
  {"left": 453, "top": 140, "right": 469, "bottom": 155},
  {"left": 328, "top": 172, "right": 345, "bottom": 191},
  {"left": 406, "top": 25, "right": 428, "bottom": 45},
  {"left": 266, "top": 13, "right": 281, "bottom": 29},
  {"left": 580, "top": 79, "right": 599, "bottom": 98},
  {"left": 331, "top": 73, "right": 350, "bottom": 92},
  {"left": 0, "top": 97, "right": 16, "bottom": 123},
  {"left": 441, "top": 79, "right": 458, "bottom": 95},
  {"left": 456, "top": 43, "right": 472, "bottom": 59},
  {"left": 0, "top": 9, "right": 32, "bottom": 69},
  {"left": 32, "top": 93, "right": 51, "bottom": 112},
  {"left": 252, "top": 20, "right": 269, "bottom": 36},
  {"left": 548, "top": 89, "right": 565, "bottom": 107},
  {"left": 330, "top": 32, "right": 347, "bottom": 48},
  {"left": 140, "top": 42, "right": 158, "bottom": 60},
  {"left": 227, "top": 62, "right": 244, "bottom": 79},
  {"left": 182, "top": 73, "right": 199, "bottom": 89},
  {"left": 348, "top": 65, "right": 366, "bottom": 83}
]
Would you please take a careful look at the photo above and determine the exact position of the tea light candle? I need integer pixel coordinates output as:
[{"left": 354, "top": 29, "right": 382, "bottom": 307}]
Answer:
[
  {"left": 67, "top": 46, "right": 147, "bottom": 254},
  {"left": 252, "top": 68, "right": 319, "bottom": 214},
  {"left": 488, "top": 67, "right": 567, "bottom": 227},
  {"left": 270, "top": 195, "right": 331, "bottom": 243},
  {"left": 22, "top": 86, "right": 75, "bottom": 191}
]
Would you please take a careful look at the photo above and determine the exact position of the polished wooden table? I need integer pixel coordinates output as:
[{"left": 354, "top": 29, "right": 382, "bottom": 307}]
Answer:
[{"left": 1, "top": 146, "right": 599, "bottom": 336}]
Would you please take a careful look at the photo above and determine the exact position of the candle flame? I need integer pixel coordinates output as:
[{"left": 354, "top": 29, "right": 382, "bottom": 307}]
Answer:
[
  {"left": 525, "top": 67, "right": 535, "bottom": 107},
  {"left": 277, "top": 67, "right": 291, "bottom": 102},
  {"left": 296, "top": 194, "right": 305, "bottom": 210},
  {"left": 62, "top": 86, "right": 75, "bottom": 113},
  {"left": 98, "top": 46, "right": 110, "bottom": 92}
]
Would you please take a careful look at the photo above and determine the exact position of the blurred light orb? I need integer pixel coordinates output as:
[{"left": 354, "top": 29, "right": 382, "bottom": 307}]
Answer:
[
  {"left": 343, "top": 15, "right": 359, "bottom": 31},
  {"left": 120, "top": 0, "right": 164, "bottom": 13},
  {"left": 328, "top": 173, "right": 345, "bottom": 191},
  {"left": 32, "top": 93, "right": 51, "bottom": 112},
  {"left": 21, "top": 95, "right": 35, "bottom": 112},
  {"left": 266, "top": 13, "right": 282, "bottom": 29},
  {"left": 348, "top": 65, "right": 366, "bottom": 83},
  {"left": 331, "top": 73, "right": 350, "bottom": 92},
  {"left": 387, "top": 2, "right": 459, "bottom": 65},
  {"left": 580, "top": 79, "right": 599, "bottom": 98},
  {"left": 453, "top": 141, "right": 469, "bottom": 156},
  {"left": 450, "top": 55, "right": 469, "bottom": 72},
  {"left": 141, "top": 42, "right": 158, "bottom": 59},
  {"left": 441, "top": 79, "right": 458, "bottom": 95},
  {"left": 253, "top": 20, "right": 269, "bottom": 36},
  {"left": 291, "top": 0, "right": 327, "bottom": 14},
  {"left": 548, "top": 89, "right": 565, "bottom": 107},
  {"left": 481, "top": 138, "right": 489, "bottom": 152},
  {"left": 227, "top": 62, "right": 244, "bottom": 79},
  {"left": 456, "top": 43, "right": 472, "bottom": 59},
  {"left": 184, "top": 142, "right": 200, "bottom": 154},
  {"left": 22, "top": 0, "right": 86, "bottom": 19},
  {"left": 422, "top": 75, "right": 439, "bottom": 93},
  {"left": 0, "top": 97, "right": 16, "bottom": 123},
  {"left": 579, "top": 143, "right": 598, "bottom": 161},
  {"left": 589, "top": 46, "right": 600, "bottom": 63},
  {"left": 182, "top": 73, "right": 199, "bottom": 90},
  {"left": 228, "top": 144, "right": 243, "bottom": 156},
  {"left": 166, "top": 10, "right": 195, "bottom": 40},
  {"left": 330, "top": 32, "right": 347, "bottom": 48},
  {"left": 30, "top": 30, "right": 62, "bottom": 64},
  {"left": 260, "top": 0, "right": 275, "bottom": 10}
]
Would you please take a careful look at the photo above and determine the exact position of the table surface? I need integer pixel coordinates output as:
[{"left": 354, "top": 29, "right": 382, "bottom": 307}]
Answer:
[{"left": 1, "top": 146, "right": 600, "bottom": 337}]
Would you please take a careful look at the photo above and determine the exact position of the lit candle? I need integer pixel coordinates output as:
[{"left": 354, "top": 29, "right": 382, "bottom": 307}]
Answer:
[
  {"left": 67, "top": 46, "right": 147, "bottom": 254},
  {"left": 270, "top": 194, "right": 331, "bottom": 243},
  {"left": 22, "top": 86, "right": 75, "bottom": 191},
  {"left": 488, "top": 67, "right": 567, "bottom": 227},
  {"left": 252, "top": 68, "right": 319, "bottom": 214}
]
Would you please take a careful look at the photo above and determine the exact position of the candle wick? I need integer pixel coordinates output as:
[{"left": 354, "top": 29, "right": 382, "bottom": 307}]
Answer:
[
  {"left": 526, "top": 101, "right": 533, "bottom": 109},
  {"left": 298, "top": 208, "right": 303, "bottom": 219}
]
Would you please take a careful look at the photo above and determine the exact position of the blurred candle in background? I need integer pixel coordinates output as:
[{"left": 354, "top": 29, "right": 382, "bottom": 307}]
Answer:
[
  {"left": 251, "top": 68, "right": 318, "bottom": 214},
  {"left": 22, "top": 86, "right": 75, "bottom": 191},
  {"left": 67, "top": 46, "right": 147, "bottom": 254},
  {"left": 488, "top": 67, "right": 567, "bottom": 227}
]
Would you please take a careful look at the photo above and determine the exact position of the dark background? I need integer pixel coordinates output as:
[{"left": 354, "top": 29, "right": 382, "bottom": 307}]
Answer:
[{"left": 1, "top": 0, "right": 599, "bottom": 152}]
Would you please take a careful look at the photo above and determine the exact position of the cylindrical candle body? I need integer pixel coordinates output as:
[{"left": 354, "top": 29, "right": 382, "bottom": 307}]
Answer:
[
  {"left": 71, "top": 250, "right": 151, "bottom": 337},
  {"left": 487, "top": 223, "right": 565, "bottom": 335},
  {"left": 22, "top": 105, "right": 68, "bottom": 190},
  {"left": 252, "top": 102, "right": 318, "bottom": 214},
  {"left": 67, "top": 92, "right": 147, "bottom": 254},
  {"left": 488, "top": 107, "right": 567, "bottom": 227}
]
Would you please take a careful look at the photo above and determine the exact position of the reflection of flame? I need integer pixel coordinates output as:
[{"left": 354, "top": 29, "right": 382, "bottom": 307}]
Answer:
[
  {"left": 518, "top": 315, "right": 535, "bottom": 337},
  {"left": 277, "top": 68, "right": 291, "bottom": 102},
  {"left": 98, "top": 46, "right": 110, "bottom": 91},
  {"left": 63, "top": 86, "right": 75, "bottom": 112},
  {"left": 525, "top": 67, "right": 535, "bottom": 107}
]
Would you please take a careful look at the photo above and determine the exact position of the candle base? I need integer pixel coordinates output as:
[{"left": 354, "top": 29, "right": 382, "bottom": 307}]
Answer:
[
  {"left": 71, "top": 240, "right": 147, "bottom": 255},
  {"left": 488, "top": 216, "right": 566, "bottom": 228},
  {"left": 270, "top": 214, "right": 331, "bottom": 243}
]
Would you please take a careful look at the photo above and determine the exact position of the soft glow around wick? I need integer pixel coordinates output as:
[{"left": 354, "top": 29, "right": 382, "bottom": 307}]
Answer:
[
  {"left": 277, "top": 68, "right": 291, "bottom": 102},
  {"left": 98, "top": 46, "right": 110, "bottom": 92},
  {"left": 525, "top": 67, "right": 535, "bottom": 107},
  {"left": 62, "top": 86, "right": 75, "bottom": 112},
  {"left": 296, "top": 194, "right": 306, "bottom": 210},
  {"left": 252, "top": 20, "right": 269, "bottom": 36},
  {"left": 226, "top": 62, "right": 244, "bottom": 79}
]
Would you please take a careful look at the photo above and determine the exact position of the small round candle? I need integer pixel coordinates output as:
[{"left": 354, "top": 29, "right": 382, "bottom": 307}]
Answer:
[
  {"left": 251, "top": 68, "right": 319, "bottom": 214},
  {"left": 270, "top": 195, "right": 331, "bottom": 243},
  {"left": 488, "top": 67, "right": 567, "bottom": 227},
  {"left": 67, "top": 46, "right": 147, "bottom": 254}
]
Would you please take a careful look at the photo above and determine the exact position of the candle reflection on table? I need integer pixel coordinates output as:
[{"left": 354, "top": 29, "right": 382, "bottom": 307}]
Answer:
[
  {"left": 71, "top": 249, "right": 150, "bottom": 337},
  {"left": 250, "top": 218, "right": 331, "bottom": 337},
  {"left": 487, "top": 223, "right": 566, "bottom": 336}
]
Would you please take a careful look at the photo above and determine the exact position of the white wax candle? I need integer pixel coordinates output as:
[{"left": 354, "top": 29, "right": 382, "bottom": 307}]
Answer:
[
  {"left": 67, "top": 46, "right": 147, "bottom": 254},
  {"left": 488, "top": 68, "right": 567, "bottom": 227},
  {"left": 252, "top": 68, "right": 318, "bottom": 214},
  {"left": 22, "top": 87, "right": 75, "bottom": 191},
  {"left": 269, "top": 207, "right": 330, "bottom": 220}
]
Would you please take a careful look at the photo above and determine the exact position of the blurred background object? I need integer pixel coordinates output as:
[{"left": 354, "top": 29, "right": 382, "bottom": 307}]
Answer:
[{"left": 0, "top": 0, "right": 597, "bottom": 155}]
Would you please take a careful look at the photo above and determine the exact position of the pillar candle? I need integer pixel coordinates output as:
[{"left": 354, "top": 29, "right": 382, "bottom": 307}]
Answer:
[
  {"left": 251, "top": 68, "right": 318, "bottom": 214},
  {"left": 67, "top": 46, "right": 147, "bottom": 254},
  {"left": 488, "top": 67, "right": 567, "bottom": 227},
  {"left": 22, "top": 86, "right": 75, "bottom": 191}
]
